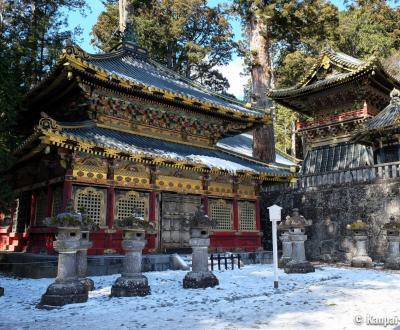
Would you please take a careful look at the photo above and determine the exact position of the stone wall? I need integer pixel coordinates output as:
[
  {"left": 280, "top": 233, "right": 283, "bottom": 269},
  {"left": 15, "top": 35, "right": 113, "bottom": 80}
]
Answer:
[{"left": 262, "top": 178, "right": 400, "bottom": 262}]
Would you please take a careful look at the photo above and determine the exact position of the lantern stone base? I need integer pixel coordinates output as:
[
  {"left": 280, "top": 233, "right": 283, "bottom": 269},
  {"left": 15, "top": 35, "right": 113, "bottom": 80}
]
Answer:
[
  {"left": 80, "top": 278, "right": 95, "bottom": 291},
  {"left": 183, "top": 271, "right": 219, "bottom": 289},
  {"left": 284, "top": 260, "right": 315, "bottom": 274},
  {"left": 110, "top": 275, "right": 150, "bottom": 297},
  {"left": 0, "top": 287, "right": 3, "bottom": 296},
  {"left": 351, "top": 256, "right": 372, "bottom": 268},
  {"left": 384, "top": 257, "right": 400, "bottom": 270},
  {"left": 38, "top": 281, "right": 88, "bottom": 307},
  {"left": 278, "top": 257, "right": 291, "bottom": 268}
]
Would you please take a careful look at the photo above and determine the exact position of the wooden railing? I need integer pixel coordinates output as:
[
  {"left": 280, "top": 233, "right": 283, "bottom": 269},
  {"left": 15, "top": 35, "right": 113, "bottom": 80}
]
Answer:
[
  {"left": 264, "top": 161, "right": 400, "bottom": 191},
  {"left": 296, "top": 107, "right": 372, "bottom": 130}
]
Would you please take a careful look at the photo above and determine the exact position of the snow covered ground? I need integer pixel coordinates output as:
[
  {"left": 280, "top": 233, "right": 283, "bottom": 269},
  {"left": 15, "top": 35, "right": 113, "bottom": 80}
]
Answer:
[{"left": 1, "top": 264, "right": 400, "bottom": 330}]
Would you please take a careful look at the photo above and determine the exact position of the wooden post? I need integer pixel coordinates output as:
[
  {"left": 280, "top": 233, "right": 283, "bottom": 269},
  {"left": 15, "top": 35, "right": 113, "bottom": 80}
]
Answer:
[
  {"left": 202, "top": 195, "right": 209, "bottom": 215},
  {"left": 233, "top": 198, "right": 239, "bottom": 230},
  {"left": 255, "top": 198, "right": 261, "bottom": 231},
  {"left": 62, "top": 166, "right": 73, "bottom": 211},
  {"left": 106, "top": 187, "right": 115, "bottom": 229},
  {"left": 147, "top": 190, "right": 157, "bottom": 251},
  {"left": 46, "top": 184, "right": 53, "bottom": 217},
  {"left": 29, "top": 191, "right": 36, "bottom": 227}
]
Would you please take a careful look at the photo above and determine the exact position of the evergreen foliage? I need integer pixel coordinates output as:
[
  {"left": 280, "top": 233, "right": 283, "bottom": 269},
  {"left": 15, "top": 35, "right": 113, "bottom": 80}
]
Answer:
[
  {"left": 0, "top": 0, "right": 86, "bottom": 212},
  {"left": 91, "top": 0, "right": 235, "bottom": 93}
]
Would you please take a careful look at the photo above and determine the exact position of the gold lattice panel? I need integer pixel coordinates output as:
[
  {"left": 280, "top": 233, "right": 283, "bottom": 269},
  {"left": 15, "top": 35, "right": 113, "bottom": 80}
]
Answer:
[
  {"left": 209, "top": 199, "right": 233, "bottom": 230},
  {"left": 35, "top": 191, "right": 48, "bottom": 225},
  {"left": 239, "top": 201, "right": 256, "bottom": 231},
  {"left": 115, "top": 191, "right": 149, "bottom": 221},
  {"left": 74, "top": 187, "right": 106, "bottom": 226},
  {"left": 52, "top": 186, "right": 63, "bottom": 217}
]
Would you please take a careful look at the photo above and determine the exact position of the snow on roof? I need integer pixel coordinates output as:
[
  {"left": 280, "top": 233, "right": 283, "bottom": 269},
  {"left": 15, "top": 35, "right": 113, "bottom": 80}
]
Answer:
[{"left": 217, "top": 133, "right": 297, "bottom": 166}]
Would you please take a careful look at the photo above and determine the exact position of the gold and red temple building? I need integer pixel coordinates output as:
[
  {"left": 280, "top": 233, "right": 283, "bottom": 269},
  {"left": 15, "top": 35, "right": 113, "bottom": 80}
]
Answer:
[{"left": 0, "top": 41, "right": 295, "bottom": 255}]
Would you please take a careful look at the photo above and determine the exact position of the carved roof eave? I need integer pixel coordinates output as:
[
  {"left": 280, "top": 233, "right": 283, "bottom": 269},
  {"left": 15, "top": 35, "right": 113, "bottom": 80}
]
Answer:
[
  {"left": 26, "top": 46, "right": 270, "bottom": 126},
  {"left": 13, "top": 118, "right": 296, "bottom": 183},
  {"left": 353, "top": 124, "right": 400, "bottom": 145},
  {"left": 268, "top": 56, "right": 400, "bottom": 109}
]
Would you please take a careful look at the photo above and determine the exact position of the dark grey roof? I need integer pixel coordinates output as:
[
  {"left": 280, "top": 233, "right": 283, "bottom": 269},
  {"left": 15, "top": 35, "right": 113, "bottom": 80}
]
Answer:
[
  {"left": 217, "top": 133, "right": 297, "bottom": 166},
  {"left": 84, "top": 42, "right": 263, "bottom": 117},
  {"left": 366, "top": 89, "right": 400, "bottom": 130},
  {"left": 60, "top": 124, "right": 291, "bottom": 176},
  {"left": 301, "top": 142, "right": 373, "bottom": 175}
]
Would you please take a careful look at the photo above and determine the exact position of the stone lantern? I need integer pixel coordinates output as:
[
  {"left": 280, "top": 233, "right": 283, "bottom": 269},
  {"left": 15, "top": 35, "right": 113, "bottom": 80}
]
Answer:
[
  {"left": 38, "top": 201, "right": 88, "bottom": 307},
  {"left": 277, "top": 226, "right": 292, "bottom": 268},
  {"left": 183, "top": 204, "right": 219, "bottom": 289},
  {"left": 281, "top": 208, "right": 315, "bottom": 274},
  {"left": 76, "top": 210, "right": 97, "bottom": 291},
  {"left": 383, "top": 216, "right": 400, "bottom": 270},
  {"left": 347, "top": 220, "right": 372, "bottom": 268},
  {"left": 110, "top": 210, "right": 155, "bottom": 297}
]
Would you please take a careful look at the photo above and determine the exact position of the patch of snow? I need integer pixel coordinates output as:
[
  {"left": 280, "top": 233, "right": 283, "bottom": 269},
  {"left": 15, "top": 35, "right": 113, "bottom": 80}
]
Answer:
[{"left": 1, "top": 265, "right": 400, "bottom": 329}]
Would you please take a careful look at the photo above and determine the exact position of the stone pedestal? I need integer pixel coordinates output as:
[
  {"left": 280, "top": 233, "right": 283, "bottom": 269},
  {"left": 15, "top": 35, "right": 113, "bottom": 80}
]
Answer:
[
  {"left": 39, "top": 227, "right": 88, "bottom": 307},
  {"left": 385, "top": 236, "right": 400, "bottom": 270},
  {"left": 351, "top": 235, "right": 373, "bottom": 268},
  {"left": 284, "top": 229, "right": 315, "bottom": 274},
  {"left": 77, "top": 231, "right": 94, "bottom": 291},
  {"left": 183, "top": 236, "right": 218, "bottom": 289},
  {"left": 279, "top": 231, "right": 292, "bottom": 268},
  {"left": 110, "top": 230, "right": 150, "bottom": 297}
]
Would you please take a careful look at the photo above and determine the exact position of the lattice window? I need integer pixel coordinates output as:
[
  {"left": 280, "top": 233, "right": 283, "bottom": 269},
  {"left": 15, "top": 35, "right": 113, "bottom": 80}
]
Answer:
[
  {"left": 115, "top": 191, "right": 149, "bottom": 221},
  {"left": 35, "top": 191, "right": 48, "bottom": 225},
  {"left": 74, "top": 187, "right": 106, "bottom": 226},
  {"left": 52, "top": 186, "right": 63, "bottom": 217},
  {"left": 210, "top": 199, "right": 233, "bottom": 230},
  {"left": 239, "top": 201, "right": 256, "bottom": 231}
]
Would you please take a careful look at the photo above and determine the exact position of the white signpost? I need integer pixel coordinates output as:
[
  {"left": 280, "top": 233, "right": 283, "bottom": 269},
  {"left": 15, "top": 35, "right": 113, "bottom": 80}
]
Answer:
[{"left": 268, "top": 204, "right": 282, "bottom": 289}]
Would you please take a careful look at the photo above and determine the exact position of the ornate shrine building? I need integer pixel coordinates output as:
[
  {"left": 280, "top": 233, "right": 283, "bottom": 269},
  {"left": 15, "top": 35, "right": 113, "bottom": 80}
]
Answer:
[
  {"left": 0, "top": 41, "right": 295, "bottom": 255},
  {"left": 265, "top": 49, "right": 400, "bottom": 262},
  {"left": 268, "top": 48, "right": 400, "bottom": 180}
]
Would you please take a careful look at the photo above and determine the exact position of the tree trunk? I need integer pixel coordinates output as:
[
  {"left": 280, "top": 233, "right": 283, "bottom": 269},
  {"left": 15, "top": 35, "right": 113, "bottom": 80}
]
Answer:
[
  {"left": 249, "top": 10, "right": 276, "bottom": 163},
  {"left": 291, "top": 120, "right": 296, "bottom": 158}
]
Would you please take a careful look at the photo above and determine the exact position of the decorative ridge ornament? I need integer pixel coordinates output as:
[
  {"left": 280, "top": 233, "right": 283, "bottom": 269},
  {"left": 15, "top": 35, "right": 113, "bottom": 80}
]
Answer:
[
  {"left": 390, "top": 88, "right": 400, "bottom": 101},
  {"left": 37, "top": 113, "right": 60, "bottom": 132}
]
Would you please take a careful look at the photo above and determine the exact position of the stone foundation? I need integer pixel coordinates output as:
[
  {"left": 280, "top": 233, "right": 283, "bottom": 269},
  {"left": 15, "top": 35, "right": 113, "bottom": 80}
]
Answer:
[
  {"left": 183, "top": 271, "right": 219, "bottom": 289},
  {"left": 110, "top": 275, "right": 150, "bottom": 297},
  {"left": 284, "top": 261, "right": 315, "bottom": 273},
  {"left": 263, "top": 179, "right": 400, "bottom": 262},
  {"left": 80, "top": 278, "right": 95, "bottom": 292},
  {"left": 39, "top": 281, "right": 88, "bottom": 307}
]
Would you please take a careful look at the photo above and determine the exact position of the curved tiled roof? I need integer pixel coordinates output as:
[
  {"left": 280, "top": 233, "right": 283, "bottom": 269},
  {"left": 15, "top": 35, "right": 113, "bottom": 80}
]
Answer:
[
  {"left": 365, "top": 89, "right": 400, "bottom": 130},
  {"left": 62, "top": 42, "right": 266, "bottom": 118},
  {"left": 268, "top": 49, "right": 400, "bottom": 99}
]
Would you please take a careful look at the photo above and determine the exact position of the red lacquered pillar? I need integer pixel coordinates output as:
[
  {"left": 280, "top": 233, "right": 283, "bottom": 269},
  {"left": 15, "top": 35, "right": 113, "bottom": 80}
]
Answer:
[{"left": 147, "top": 190, "right": 157, "bottom": 251}]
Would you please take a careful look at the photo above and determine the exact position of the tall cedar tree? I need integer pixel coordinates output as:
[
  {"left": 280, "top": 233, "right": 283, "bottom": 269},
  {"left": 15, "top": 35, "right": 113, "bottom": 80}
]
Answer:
[
  {"left": 0, "top": 0, "right": 86, "bottom": 212},
  {"left": 232, "top": 0, "right": 276, "bottom": 163},
  {"left": 92, "top": 0, "right": 235, "bottom": 94}
]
